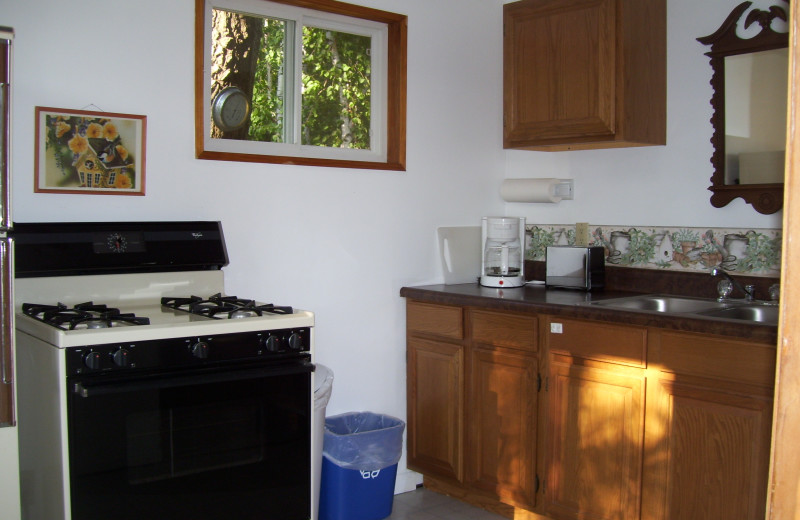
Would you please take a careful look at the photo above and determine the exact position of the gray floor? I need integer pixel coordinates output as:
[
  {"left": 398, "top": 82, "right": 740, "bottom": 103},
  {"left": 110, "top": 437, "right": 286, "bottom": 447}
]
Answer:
[{"left": 386, "top": 487, "right": 507, "bottom": 519}]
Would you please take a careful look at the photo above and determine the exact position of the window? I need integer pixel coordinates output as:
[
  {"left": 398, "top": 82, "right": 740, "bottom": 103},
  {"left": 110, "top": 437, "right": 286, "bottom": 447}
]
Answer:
[{"left": 195, "top": 0, "right": 407, "bottom": 170}]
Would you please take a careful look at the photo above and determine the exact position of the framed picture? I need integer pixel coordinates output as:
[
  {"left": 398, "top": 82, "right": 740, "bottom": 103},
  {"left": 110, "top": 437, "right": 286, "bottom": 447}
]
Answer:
[{"left": 34, "top": 106, "right": 146, "bottom": 195}]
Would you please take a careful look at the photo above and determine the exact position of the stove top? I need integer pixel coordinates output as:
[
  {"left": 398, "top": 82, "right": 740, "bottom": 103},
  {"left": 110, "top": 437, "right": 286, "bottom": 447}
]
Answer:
[
  {"left": 12, "top": 222, "right": 315, "bottom": 349},
  {"left": 16, "top": 298, "right": 315, "bottom": 348},
  {"left": 23, "top": 293, "right": 297, "bottom": 331},
  {"left": 161, "top": 293, "right": 293, "bottom": 319},
  {"left": 22, "top": 302, "right": 152, "bottom": 330},
  {"left": 15, "top": 272, "right": 314, "bottom": 348}
]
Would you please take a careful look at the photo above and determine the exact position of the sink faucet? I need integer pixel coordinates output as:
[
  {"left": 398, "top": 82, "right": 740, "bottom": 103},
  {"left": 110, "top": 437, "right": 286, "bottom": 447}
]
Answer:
[{"left": 710, "top": 267, "right": 755, "bottom": 301}]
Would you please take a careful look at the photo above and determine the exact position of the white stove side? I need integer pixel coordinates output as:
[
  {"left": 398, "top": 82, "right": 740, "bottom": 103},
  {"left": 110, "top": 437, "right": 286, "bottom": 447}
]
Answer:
[{"left": 16, "top": 329, "right": 70, "bottom": 520}]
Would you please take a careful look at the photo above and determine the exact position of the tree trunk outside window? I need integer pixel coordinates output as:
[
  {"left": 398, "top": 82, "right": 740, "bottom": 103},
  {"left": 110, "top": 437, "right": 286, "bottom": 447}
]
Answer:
[{"left": 210, "top": 10, "right": 263, "bottom": 139}]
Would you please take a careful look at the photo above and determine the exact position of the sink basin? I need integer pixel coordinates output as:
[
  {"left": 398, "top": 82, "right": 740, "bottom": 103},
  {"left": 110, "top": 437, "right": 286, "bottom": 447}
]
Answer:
[
  {"left": 590, "top": 295, "right": 726, "bottom": 314},
  {"left": 697, "top": 304, "right": 779, "bottom": 324},
  {"left": 588, "top": 294, "right": 778, "bottom": 325}
]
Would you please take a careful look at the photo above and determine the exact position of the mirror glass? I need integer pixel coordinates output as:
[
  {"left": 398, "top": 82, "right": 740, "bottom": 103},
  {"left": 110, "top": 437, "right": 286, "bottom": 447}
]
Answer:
[{"left": 725, "top": 47, "right": 788, "bottom": 185}]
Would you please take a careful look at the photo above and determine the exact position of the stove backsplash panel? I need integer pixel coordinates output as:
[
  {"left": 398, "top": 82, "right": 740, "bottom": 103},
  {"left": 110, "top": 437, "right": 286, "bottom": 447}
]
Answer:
[{"left": 527, "top": 224, "right": 781, "bottom": 278}]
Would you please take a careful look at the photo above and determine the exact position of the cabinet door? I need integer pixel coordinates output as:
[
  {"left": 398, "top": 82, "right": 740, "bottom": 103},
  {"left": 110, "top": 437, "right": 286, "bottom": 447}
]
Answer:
[
  {"left": 467, "top": 346, "right": 538, "bottom": 510},
  {"left": 545, "top": 355, "right": 644, "bottom": 520},
  {"left": 407, "top": 337, "right": 464, "bottom": 481},
  {"left": 503, "top": 0, "right": 666, "bottom": 150},
  {"left": 641, "top": 376, "right": 772, "bottom": 520},
  {"left": 504, "top": 0, "right": 617, "bottom": 145}
]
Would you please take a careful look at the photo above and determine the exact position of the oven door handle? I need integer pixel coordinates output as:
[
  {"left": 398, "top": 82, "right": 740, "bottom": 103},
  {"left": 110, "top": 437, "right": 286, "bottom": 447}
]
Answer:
[{"left": 72, "top": 360, "right": 315, "bottom": 398}]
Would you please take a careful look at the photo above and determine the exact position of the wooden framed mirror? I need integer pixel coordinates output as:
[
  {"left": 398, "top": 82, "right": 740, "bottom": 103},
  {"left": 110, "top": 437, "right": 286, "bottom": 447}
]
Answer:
[{"left": 698, "top": 0, "right": 789, "bottom": 215}]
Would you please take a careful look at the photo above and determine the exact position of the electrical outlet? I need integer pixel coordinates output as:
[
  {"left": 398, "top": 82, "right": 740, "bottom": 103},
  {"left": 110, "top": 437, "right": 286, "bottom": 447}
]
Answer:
[{"left": 575, "top": 222, "right": 589, "bottom": 246}]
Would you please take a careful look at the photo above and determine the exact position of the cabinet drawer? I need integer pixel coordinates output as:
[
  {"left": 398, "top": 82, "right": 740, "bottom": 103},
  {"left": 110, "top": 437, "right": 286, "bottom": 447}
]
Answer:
[
  {"left": 546, "top": 317, "right": 646, "bottom": 367},
  {"left": 649, "top": 330, "right": 776, "bottom": 387},
  {"left": 469, "top": 310, "right": 537, "bottom": 352},
  {"left": 407, "top": 301, "right": 463, "bottom": 340}
]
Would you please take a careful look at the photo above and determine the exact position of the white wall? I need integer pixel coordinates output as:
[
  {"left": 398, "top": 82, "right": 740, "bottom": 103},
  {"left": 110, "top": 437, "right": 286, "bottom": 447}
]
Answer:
[
  {"left": 2, "top": 0, "right": 506, "bottom": 495},
  {"left": 0, "top": 0, "right": 781, "bottom": 502}
]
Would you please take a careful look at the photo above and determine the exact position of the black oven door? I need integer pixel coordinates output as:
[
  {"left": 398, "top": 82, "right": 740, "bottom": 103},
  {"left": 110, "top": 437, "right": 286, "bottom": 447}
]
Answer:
[{"left": 67, "top": 358, "right": 312, "bottom": 520}]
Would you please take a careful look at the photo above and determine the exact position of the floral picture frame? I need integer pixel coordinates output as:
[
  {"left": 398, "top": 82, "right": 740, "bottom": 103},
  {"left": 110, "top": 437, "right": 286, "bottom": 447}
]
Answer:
[{"left": 34, "top": 106, "right": 146, "bottom": 195}]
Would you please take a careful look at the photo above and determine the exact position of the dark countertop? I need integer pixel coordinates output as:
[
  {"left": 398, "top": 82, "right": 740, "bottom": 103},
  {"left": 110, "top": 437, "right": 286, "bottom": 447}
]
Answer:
[{"left": 400, "top": 283, "right": 778, "bottom": 344}]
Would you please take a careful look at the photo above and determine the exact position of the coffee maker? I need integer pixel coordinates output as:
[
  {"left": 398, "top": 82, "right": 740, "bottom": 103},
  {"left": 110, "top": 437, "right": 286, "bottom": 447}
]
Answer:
[{"left": 480, "top": 216, "right": 526, "bottom": 288}]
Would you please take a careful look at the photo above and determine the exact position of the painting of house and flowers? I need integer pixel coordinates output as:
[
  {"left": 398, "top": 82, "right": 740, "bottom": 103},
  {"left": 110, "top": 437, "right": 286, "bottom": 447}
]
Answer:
[{"left": 34, "top": 107, "right": 146, "bottom": 195}]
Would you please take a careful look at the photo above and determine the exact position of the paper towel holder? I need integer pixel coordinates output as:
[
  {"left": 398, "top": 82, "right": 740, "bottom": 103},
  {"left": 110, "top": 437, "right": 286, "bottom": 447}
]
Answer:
[
  {"left": 551, "top": 179, "right": 574, "bottom": 200},
  {"left": 500, "top": 178, "right": 574, "bottom": 203}
]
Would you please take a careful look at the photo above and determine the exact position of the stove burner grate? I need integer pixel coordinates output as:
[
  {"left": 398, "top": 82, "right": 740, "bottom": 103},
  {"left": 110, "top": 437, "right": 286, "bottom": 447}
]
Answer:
[
  {"left": 22, "top": 302, "right": 151, "bottom": 330},
  {"left": 161, "top": 293, "right": 293, "bottom": 319}
]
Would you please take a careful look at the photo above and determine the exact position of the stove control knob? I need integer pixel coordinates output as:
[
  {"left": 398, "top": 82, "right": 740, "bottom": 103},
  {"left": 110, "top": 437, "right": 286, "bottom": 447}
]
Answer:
[
  {"left": 190, "top": 341, "right": 210, "bottom": 359},
  {"left": 262, "top": 334, "right": 281, "bottom": 352},
  {"left": 83, "top": 351, "right": 103, "bottom": 370},
  {"left": 112, "top": 348, "right": 131, "bottom": 367},
  {"left": 286, "top": 332, "right": 305, "bottom": 351}
]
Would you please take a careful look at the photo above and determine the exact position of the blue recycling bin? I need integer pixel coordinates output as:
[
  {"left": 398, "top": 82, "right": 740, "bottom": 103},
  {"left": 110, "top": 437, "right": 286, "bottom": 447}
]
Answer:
[{"left": 319, "top": 412, "right": 405, "bottom": 520}]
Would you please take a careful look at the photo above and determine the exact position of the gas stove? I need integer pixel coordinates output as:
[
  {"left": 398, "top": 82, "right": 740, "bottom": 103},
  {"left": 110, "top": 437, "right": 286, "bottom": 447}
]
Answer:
[{"left": 13, "top": 221, "right": 317, "bottom": 520}]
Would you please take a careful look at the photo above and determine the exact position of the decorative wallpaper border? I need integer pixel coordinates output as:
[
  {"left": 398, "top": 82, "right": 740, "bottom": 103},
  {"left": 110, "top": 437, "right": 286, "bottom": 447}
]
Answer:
[{"left": 527, "top": 225, "right": 781, "bottom": 277}]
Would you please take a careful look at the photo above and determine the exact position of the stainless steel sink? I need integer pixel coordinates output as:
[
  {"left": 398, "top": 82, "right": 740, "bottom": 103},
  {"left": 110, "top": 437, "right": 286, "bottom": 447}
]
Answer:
[
  {"left": 696, "top": 304, "right": 779, "bottom": 324},
  {"left": 590, "top": 295, "right": 727, "bottom": 314},
  {"left": 588, "top": 294, "right": 778, "bottom": 325}
]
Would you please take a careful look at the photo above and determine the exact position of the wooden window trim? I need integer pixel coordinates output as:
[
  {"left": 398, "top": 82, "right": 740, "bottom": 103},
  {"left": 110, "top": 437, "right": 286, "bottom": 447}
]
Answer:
[{"left": 194, "top": 0, "right": 407, "bottom": 170}]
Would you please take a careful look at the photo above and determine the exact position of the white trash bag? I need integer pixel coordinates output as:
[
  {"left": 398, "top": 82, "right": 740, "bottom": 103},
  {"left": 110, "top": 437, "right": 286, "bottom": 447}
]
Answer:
[{"left": 322, "top": 412, "right": 405, "bottom": 472}]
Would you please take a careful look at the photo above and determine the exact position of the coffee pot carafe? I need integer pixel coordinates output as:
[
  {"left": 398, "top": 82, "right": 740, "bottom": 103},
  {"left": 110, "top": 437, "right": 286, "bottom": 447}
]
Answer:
[{"left": 480, "top": 217, "right": 526, "bottom": 288}]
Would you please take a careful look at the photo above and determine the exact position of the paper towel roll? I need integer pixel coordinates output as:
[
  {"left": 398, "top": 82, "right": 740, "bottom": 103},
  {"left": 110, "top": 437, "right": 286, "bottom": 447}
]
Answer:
[{"left": 500, "top": 178, "right": 562, "bottom": 203}]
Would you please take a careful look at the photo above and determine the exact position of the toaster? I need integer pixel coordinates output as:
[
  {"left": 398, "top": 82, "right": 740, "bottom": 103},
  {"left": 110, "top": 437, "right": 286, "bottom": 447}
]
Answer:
[{"left": 545, "top": 246, "right": 605, "bottom": 290}]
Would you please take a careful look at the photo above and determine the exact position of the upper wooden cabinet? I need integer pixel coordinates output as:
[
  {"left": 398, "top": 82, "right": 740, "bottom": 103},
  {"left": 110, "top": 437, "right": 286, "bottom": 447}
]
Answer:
[{"left": 503, "top": 0, "right": 666, "bottom": 151}]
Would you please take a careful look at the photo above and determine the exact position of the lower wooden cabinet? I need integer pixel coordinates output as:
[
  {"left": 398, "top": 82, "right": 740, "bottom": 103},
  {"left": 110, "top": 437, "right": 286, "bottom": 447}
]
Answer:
[
  {"left": 641, "top": 330, "right": 775, "bottom": 520},
  {"left": 545, "top": 356, "right": 645, "bottom": 520},
  {"left": 467, "top": 345, "right": 538, "bottom": 510},
  {"left": 407, "top": 336, "right": 464, "bottom": 482},
  {"left": 543, "top": 316, "right": 646, "bottom": 520},
  {"left": 641, "top": 375, "right": 772, "bottom": 520},
  {"left": 406, "top": 301, "right": 540, "bottom": 514},
  {"left": 405, "top": 300, "right": 775, "bottom": 520}
]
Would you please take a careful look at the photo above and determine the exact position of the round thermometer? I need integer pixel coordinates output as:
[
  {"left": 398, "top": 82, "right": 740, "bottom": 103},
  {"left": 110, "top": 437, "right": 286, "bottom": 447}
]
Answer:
[{"left": 212, "top": 86, "right": 251, "bottom": 132}]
